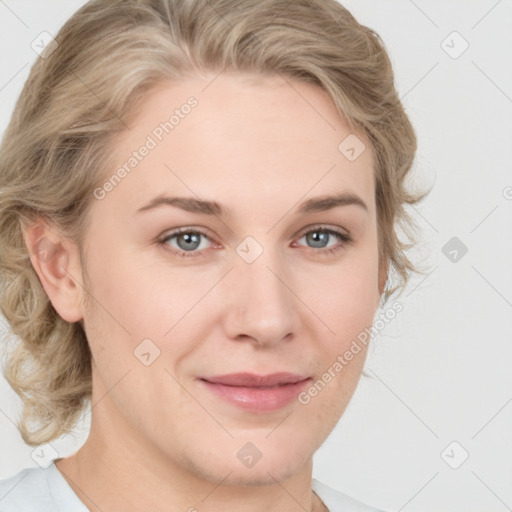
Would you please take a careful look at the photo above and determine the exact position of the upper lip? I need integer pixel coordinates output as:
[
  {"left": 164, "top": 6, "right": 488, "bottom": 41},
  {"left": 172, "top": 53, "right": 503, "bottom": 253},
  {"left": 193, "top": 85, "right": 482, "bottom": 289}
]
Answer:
[{"left": 201, "top": 372, "right": 310, "bottom": 388}]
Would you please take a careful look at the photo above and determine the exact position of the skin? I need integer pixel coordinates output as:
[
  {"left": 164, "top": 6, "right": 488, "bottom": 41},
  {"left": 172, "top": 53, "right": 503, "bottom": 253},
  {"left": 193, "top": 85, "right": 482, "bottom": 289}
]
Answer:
[{"left": 26, "top": 72, "right": 387, "bottom": 512}]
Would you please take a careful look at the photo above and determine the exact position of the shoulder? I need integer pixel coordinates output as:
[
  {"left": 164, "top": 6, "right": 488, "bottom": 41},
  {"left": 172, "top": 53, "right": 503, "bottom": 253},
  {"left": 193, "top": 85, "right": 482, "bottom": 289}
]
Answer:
[
  {"left": 0, "top": 463, "right": 87, "bottom": 512},
  {"left": 0, "top": 466, "right": 54, "bottom": 511},
  {"left": 312, "top": 478, "right": 388, "bottom": 512}
]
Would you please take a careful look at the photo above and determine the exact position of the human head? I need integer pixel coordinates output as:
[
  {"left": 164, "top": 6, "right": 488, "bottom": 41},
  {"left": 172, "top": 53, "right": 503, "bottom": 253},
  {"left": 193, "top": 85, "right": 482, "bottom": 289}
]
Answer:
[{"left": 0, "top": 0, "right": 427, "bottom": 465}]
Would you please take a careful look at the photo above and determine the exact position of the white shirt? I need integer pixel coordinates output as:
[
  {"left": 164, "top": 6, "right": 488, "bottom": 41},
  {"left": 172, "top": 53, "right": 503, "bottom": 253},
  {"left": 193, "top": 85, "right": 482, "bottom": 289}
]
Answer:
[{"left": 0, "top": 462, "right": 385, "bottom": 512}]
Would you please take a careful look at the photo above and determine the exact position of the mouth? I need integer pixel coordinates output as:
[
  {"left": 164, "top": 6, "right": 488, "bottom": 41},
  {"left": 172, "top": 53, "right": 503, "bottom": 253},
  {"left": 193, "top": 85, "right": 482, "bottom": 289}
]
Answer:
[{"left": 198, "top": 372, "right": 312, "bottom": 412}]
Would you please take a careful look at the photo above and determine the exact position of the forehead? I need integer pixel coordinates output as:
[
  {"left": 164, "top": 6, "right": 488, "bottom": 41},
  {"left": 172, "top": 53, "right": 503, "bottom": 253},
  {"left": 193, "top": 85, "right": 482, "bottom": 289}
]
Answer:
[{"left": 101, "top": 72, "right": 375, "bottom": 217}]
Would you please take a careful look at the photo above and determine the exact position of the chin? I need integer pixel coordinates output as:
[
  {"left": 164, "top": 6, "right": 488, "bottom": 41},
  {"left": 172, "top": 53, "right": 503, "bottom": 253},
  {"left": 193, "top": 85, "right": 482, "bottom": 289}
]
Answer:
[{"left": 183, "top": 447, "right": 310, "bottom": 488}]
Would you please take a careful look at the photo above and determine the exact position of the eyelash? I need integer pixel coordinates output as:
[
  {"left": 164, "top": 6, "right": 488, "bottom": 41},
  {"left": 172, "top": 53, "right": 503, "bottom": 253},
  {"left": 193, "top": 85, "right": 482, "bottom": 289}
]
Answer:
[{"left": 157, "top": 225, "right": 352, "bottom": 259}]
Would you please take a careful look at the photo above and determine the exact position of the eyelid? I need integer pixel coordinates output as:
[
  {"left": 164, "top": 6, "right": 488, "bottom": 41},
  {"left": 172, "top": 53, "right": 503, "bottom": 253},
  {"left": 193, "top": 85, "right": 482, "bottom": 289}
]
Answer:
[
  {"left": 158, "top": 226, "right": 217, "bottom": 250},
  {"left": 157, "top": 224, "right": 351, "bottom": 258},
  {"left": 295, "top": 223, "right": 350, "bottom": 240}
]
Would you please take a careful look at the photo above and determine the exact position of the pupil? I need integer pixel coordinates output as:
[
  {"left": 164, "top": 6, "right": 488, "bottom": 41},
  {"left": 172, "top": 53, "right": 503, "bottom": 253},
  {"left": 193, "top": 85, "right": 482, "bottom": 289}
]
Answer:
[
  {"left": 308, "top": 231, "right": 327, "bottom": 248},
  {"left": 179, "top": 232, "right": 200, "bottom": 250}
]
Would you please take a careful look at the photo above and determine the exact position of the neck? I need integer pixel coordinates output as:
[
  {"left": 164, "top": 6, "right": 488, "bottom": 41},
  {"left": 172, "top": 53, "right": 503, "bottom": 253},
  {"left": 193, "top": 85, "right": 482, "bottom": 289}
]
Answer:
[{"left": 55, "top": 401, "right": 326, "bottom": 512}]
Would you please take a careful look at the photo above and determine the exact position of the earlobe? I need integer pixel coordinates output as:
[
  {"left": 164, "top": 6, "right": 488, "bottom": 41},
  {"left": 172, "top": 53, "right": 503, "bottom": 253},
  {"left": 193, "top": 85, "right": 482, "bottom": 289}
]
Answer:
[{"left": 23, "top": 221, "right": 84, "bottom": 323}]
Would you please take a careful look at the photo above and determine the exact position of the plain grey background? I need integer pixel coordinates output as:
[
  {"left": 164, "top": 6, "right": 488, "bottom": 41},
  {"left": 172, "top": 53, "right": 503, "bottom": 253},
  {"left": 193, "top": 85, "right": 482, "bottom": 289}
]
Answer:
[{"left": 1, "top": 1, "right": 511, "bottom": 511}]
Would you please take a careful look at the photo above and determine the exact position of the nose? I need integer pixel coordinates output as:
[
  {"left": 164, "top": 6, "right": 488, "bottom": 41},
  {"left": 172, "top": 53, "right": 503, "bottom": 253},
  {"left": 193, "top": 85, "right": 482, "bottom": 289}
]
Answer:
[{"left": 221, "top": 248, "right": 300, "bottom": 347}]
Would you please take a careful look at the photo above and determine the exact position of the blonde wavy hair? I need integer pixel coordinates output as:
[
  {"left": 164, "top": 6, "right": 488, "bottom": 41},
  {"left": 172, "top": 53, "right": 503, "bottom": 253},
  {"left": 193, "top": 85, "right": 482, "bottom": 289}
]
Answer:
[{"left": 0, "top": 0, "right": 429, "bottom": 446}]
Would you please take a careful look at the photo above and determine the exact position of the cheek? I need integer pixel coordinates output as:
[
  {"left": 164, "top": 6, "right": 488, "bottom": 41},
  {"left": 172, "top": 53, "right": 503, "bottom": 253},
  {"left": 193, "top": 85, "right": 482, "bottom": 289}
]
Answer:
[
  {"left": 297, "top": 250, "right": 379, "bottom": 407},
  {"left": 82, "top": 217, "right": 380, "bottom": 361},
  {"left": 298, "top": 266, "right": 376, "bottom": 429},
  {"left": 81, "top": 248, "right": 220, "bottom": 397},
  {"left": 302, "top": 255, "right": 380, "bottom": 339},
  {"left": 83, "top": 242, "right": 200, "bottom": 336}
]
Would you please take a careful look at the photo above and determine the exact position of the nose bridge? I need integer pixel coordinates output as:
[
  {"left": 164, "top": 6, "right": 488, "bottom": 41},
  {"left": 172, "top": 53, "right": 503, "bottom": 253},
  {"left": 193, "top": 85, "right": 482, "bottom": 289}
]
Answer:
[{"left": 223, "top": 240, "right": 298, "bottom": 344}]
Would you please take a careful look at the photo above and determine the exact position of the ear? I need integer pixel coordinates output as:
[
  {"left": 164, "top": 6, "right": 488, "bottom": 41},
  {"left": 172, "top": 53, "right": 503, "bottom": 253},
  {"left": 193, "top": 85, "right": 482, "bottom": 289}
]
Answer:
[{"left": 22, "top": 220, "right": 84, "bottom": 323}]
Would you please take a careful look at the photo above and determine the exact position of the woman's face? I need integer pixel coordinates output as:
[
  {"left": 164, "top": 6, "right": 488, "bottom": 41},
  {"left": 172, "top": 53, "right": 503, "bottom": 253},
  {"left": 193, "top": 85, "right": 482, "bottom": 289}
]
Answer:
[{"left": 78, "top": 72, "right": 385, "bottom": 485}]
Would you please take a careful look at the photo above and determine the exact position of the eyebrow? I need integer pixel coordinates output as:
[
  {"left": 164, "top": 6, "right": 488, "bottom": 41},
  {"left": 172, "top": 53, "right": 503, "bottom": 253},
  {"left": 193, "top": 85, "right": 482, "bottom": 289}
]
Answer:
[{"left": 136, "top": 192, "right": 368, "bottom": 217}]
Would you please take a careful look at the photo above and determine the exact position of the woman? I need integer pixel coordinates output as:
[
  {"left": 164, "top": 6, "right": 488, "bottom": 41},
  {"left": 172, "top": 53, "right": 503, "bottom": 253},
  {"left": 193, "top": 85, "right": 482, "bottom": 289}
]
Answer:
[{"left": 0, "top": 0, "right": 428, "bottom": 510}]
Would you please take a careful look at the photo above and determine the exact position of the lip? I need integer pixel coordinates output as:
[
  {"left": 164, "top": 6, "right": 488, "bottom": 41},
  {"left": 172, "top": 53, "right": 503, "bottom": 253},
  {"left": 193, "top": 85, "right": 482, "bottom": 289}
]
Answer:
[{"left": 199, "top": 372, "right": 311, "bottom": 412}]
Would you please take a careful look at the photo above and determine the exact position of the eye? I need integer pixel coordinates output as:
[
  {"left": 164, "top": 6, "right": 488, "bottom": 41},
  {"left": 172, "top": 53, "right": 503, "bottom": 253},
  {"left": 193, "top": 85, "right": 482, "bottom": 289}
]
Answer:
[
  {"left": 158, "top": 225, "right": 351, "bottom": 259},
  {"left": 159, "top": 228, "right": 215, "bottom": 258},
  {"left": 293, "top": 226, "right": 351, "bottom": 256}
]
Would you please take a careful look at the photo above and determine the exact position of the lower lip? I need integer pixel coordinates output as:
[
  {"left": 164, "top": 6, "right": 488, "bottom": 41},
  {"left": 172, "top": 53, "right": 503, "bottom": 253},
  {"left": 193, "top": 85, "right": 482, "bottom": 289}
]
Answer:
[{"left": 199, "top": 379, "right": 311, "bottom": 412}]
